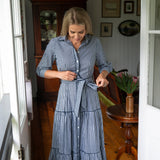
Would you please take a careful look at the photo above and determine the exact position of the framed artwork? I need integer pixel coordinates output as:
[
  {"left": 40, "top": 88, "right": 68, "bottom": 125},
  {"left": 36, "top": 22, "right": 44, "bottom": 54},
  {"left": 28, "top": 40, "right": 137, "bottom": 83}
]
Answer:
[
  {"left": 102, "top": 0, "right": 121, "bottom": 18},
  {"left": 100, "top": 22, "right": 113, "bottom": 37},
  {"left": 137, "top": 0, "right": 141, "bottom": 16},
  {"left": 124, "top": 1, "right": 134, "bottom": 13},
  {"left": 118, "top": 20, "right": 140, "bottom": 36}
]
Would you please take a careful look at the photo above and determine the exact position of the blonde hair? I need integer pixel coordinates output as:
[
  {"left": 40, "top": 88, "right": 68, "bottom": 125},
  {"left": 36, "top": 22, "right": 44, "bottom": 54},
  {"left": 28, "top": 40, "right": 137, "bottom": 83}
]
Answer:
[{"left": 61, "top": 7, "right": 93, "bottom": 36}]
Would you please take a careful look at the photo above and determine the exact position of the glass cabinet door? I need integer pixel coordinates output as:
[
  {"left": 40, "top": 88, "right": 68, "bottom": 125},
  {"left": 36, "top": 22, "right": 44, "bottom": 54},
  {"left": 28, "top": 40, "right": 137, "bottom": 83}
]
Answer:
[{"left": 40, "top": 10, "right": 57, "bottom": 50}]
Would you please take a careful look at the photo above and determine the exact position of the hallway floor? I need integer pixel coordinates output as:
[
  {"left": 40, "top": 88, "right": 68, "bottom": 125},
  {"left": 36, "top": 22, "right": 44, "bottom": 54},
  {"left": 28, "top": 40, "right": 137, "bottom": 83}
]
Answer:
[{"left": 31, "top": 98, "right": 138, "bottom": 160}]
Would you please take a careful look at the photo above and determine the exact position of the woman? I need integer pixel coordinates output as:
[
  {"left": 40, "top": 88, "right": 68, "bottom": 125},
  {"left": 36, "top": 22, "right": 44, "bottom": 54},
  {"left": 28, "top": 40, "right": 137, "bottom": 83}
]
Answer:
[{"left": 36, "top": 7, "right": 112, "bottom": 160}]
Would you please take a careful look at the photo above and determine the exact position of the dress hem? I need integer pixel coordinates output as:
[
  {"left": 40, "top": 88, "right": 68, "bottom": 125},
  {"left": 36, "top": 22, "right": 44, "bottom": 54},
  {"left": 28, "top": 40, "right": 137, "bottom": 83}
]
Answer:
[{"left": 48, "top": 147, "right": 107, "bottom": 160}]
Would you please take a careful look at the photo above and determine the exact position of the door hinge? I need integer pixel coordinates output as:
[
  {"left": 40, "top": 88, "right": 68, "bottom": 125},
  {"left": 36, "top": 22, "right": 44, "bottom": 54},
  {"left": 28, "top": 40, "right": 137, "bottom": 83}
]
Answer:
[{"left": 18, "top": 144, "right": 24, "bottom": 160}]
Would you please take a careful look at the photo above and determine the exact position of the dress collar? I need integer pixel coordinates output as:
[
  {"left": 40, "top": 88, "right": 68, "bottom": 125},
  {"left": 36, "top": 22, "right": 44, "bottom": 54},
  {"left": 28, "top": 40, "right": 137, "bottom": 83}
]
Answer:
[{"left": 57, "top": 34, "right": 91, "bottom": 45}]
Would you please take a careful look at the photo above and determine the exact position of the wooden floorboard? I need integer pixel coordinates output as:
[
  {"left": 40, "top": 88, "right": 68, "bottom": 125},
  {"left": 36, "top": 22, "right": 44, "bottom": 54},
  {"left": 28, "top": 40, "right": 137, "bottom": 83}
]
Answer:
[{"left": 31, "top": 99, "right": 138, "bottom": 160}]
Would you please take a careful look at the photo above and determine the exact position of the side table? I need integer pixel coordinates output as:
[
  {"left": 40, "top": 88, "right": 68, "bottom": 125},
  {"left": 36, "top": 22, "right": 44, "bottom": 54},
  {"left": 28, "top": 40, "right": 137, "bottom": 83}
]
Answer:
[{"left": 106, "top": 104, "right": 138, "bottom": 160}]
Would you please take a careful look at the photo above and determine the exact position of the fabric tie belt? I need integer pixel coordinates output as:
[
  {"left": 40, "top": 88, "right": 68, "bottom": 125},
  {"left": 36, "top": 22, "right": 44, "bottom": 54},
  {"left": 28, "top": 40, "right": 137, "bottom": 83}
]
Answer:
[{"left": 61, "top": 78, "right": 98, "bottom": 117}]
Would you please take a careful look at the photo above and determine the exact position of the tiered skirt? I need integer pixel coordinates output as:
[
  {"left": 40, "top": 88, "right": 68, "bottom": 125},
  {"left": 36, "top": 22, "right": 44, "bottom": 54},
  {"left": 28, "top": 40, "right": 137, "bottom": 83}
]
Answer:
[{"left": 48, "top": 82, "right": 107, "bottom": 160}]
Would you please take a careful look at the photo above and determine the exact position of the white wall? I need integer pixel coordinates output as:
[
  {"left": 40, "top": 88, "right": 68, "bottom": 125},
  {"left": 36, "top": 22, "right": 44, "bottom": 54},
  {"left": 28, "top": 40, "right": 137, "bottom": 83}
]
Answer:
[{"left": 87, "top": 0, "right": 140, "bottom": 76}]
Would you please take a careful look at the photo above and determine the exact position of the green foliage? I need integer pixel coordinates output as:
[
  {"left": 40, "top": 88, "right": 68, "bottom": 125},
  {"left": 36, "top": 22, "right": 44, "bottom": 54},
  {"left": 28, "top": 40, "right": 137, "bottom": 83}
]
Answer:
[{"left": 115, "top": 72, "right": 139, "bottom": 94}]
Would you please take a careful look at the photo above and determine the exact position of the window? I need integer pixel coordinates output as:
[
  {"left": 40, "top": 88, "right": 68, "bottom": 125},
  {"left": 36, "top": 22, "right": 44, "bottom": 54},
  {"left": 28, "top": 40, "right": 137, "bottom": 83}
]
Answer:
[
  {"left": 11, "top": 0, "right": 27, "bottom": 124},
  {"left": 0, "top": 0, "right": 29, "bottom": 159},
  {"left": 148, "top": 0, "right": 160, "bottom": 108}
]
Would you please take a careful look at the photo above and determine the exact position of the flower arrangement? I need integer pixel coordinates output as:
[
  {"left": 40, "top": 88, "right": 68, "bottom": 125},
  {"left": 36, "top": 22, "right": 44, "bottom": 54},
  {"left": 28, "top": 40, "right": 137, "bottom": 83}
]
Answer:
[{"left": 115, "top": 72, "right": 139, "bottom": 94}]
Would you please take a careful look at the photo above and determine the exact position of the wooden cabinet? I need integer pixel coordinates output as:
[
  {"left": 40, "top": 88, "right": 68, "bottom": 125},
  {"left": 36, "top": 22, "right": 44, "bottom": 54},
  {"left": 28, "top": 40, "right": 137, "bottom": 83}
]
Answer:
[{"left": 32, "top": 0, "right": 87, "bottom": 99}]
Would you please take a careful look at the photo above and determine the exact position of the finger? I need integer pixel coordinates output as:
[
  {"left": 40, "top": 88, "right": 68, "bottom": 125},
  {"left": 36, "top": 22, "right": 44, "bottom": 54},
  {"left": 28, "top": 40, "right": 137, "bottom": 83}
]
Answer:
[
  {"left": 68, "top": 71, "right": 77, "bottom": 76},
  {"left": 96, "top": 79, "right": 99, "bottom": 86},
  {"left": 70, "top": 74, "right": 77, "bottom": 79},
  {"left": 105, "top": 80, "right": 109, "bottom": 86},
  {"left": 96, "top": 80, "right": 102, "bottom": 87},
  {"left": 65, "top": 71, "right": 76, "bottom": 80},
  {"left": 67, "top": 74, "right": 77, "bottom": 81},
  {"left": 68, "top": 72, "right": 77, "bottom": 79},
  {"left": 99, "top": 81, "right": 104, "bottom": 87},
  {"left": 103, "top": 80, "right": 109, "bottom": 87},
  {"left": 98, "top": 79, "right": 107, "bottom": 87},
  {"left": 96, "top": 78, "right": 100, "bottom": 86}
]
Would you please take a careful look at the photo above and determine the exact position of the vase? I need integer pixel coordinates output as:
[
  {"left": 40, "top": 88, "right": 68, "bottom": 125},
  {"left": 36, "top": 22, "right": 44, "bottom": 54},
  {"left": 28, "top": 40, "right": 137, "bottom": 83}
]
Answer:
[{"left": 126, "top": 93, "right": 134, "bottom": 113}]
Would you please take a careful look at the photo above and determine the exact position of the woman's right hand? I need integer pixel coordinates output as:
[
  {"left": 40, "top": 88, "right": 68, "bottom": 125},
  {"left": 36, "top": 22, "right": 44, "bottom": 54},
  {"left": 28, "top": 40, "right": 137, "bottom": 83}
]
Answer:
[{"left": 58, "top": 71, "right": 77, "bottom": 81}]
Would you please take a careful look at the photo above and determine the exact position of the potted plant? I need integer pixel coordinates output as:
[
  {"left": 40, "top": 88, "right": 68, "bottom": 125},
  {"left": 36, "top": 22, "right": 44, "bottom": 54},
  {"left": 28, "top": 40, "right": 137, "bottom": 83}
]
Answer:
[{"left": 115, "top": 72, "right": 139, "bottom": 113}]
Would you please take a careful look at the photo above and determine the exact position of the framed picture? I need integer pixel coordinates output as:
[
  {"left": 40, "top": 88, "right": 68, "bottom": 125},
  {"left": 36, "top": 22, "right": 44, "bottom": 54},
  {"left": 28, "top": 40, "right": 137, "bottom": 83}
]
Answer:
[
  {"left": 124, "top": 1, "right": 134, "bottom": 13},
  {"left": 102, "top": 0, "right": 121, "bottom": 18},
  {"left": 100, "top": 22, "right": 113, "bottom": 37},
  {"left": 118, "top": 20, "right": 140, "bottom": 36},
  {"left": 137, "top": 0, "right": 141, "bottom": 16}
]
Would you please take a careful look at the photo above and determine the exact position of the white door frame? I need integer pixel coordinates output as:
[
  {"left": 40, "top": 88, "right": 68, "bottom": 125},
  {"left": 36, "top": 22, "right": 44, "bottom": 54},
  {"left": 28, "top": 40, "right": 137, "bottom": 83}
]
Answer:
[
  {"left": 0, "top": 0, "right": 31, "bottom": 159},
  {"left": 138, "top": 0, "right": 160, "bottom": 159}
]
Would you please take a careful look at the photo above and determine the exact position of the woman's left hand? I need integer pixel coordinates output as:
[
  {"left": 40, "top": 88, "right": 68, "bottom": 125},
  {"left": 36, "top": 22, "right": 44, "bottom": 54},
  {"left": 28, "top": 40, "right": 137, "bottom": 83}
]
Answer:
[{"left": 96, "top": 71, "right": 109, "bottom": 87}]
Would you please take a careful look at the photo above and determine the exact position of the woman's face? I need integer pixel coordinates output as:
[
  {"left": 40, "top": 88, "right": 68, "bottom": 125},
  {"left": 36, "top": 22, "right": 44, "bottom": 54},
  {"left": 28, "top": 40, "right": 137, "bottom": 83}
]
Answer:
[{"left": 68, "top": 24, "right": 86, "bottom": 44}]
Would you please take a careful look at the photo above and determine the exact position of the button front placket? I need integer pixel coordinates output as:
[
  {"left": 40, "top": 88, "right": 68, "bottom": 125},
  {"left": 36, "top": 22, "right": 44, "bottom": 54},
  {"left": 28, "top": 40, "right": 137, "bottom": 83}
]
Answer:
[
  {"left": 73, "top": 48, "right": 81, "bottom": 158},
  {"left": 77, "top": 116, "right": 80, "bottom": 158},
  {"left": 73, "top": 49, "right": 80, "bottom": 75}
]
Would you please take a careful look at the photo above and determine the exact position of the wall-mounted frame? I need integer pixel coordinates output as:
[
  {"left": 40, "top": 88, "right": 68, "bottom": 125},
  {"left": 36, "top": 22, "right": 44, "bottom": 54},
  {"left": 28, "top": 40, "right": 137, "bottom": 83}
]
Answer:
[
  {"left": 100, "top": 22, "right": 113, "bottom": 37},
  {"left": 124, "top": 1, "right": 134, "bottom": 13},
  {"left": 118, "top": 20, "right": 140, "bottom": 36},
  {"left": 102, "top": 0, "right": 121, "bottom": 18},
  {"left": 137, "top": 0, "right": 140, "bottom": 16}
]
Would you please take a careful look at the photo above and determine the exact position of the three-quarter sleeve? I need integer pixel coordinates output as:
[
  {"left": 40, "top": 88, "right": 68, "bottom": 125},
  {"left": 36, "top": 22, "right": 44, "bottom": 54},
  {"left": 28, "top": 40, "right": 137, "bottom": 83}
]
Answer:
[
  {"left": 36, "top": 39, "right": 56, "bottom": 78},
  {"left": 96, "top": 38, "right": 112, "bottom": 73}
]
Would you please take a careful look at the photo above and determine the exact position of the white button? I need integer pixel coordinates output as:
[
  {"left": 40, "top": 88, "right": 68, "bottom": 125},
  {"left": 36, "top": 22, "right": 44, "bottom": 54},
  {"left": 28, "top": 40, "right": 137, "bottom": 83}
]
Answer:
[
  {"left": 78, "top": 126, "right": 79, "bottom": 129},
  {"left": 78, "top": 136, "right": 79, "bottom": 138},
  {"left": 77, "top": 70, "right": 79, "bottom": 72},
  {"left": 76, "top": 60, "right": 79, "bottom": 63}
]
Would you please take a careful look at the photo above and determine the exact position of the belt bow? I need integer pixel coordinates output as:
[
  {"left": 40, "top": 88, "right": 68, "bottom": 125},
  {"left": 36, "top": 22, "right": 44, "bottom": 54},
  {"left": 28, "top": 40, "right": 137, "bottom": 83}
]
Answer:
[
  {"left": 61, "top": 78, "right": 98, "bottom": 117},
  {"left": 74, "top": 78, "right": 98, "bottom": 117}
]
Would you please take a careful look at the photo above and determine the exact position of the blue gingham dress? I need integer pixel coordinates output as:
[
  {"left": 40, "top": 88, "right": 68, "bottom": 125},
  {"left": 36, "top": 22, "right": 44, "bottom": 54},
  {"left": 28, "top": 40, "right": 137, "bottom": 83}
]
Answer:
[{"left": 36, "top": 34, "right": 112, "bottom": 160}]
